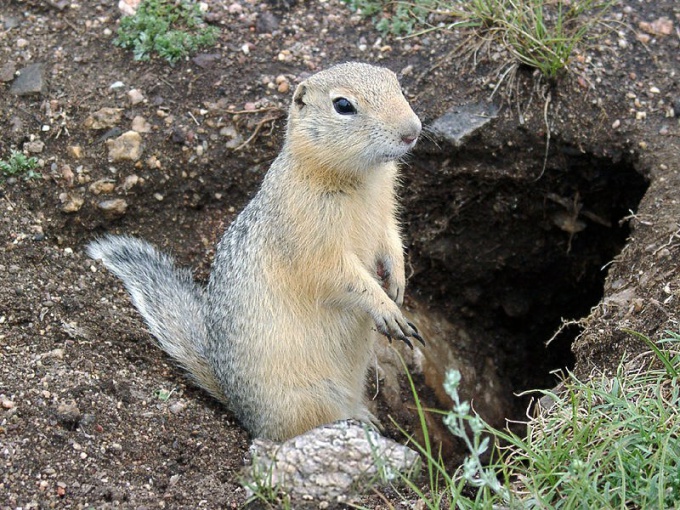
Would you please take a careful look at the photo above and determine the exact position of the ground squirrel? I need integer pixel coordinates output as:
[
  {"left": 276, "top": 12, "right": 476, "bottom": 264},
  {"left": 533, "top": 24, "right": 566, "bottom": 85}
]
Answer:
[{"left": 87, "top": 62, "right": 423, "bottom": 441}]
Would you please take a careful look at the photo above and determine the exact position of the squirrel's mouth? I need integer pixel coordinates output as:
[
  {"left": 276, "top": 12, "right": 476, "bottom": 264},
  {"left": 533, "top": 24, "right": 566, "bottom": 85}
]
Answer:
[{"left": 379, "top": 145, "right": 417, "bottom": 163}]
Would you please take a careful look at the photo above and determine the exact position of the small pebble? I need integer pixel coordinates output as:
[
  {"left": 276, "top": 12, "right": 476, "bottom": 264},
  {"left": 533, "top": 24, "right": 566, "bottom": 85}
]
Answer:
[
  {"left": 131, "top": 116, "right": 151, "bottom": 133},
  {"left": 85, "top": 107, "right": 122, "bottom": 130},
  {"left": 47, "top": 348, "right": 64, "bottom": 359},
  {"left": 25, "top": 140, "right": 45, "bottom": 153},
  {"left": 169, "top": 402, "right": 187, "bottom": 414},
  {"left": 56, "top": 402, "right": 81, "bottom": 430},
  {"left": 636, "top": 33, "right": 651, "bottom": 44},
  {"left": 67, "top": 146, "right": 83, "bottom": 158},
  {"left": 122, "top": 174, "right": 140, "bottom": 191},
  {"left": 128, "top": 88, "right": 145, "bottom": 105},
  {"left": 59, "top": 193, "right": 84, "bottom": 213},
  {"left": 61, "top": 165, "right": 75, "bottom": 186},
  {"left": 98, "top": 198, "right": 128, "bottom": 219},
  {"left": 228, "top": 2, "right": 243, "bottom": 14},
  {"left": 106, "top": 131, "right": 143, "bottom": 162},
  {"left": 89, "top": 179, "right": 116, "bottom": 195}
]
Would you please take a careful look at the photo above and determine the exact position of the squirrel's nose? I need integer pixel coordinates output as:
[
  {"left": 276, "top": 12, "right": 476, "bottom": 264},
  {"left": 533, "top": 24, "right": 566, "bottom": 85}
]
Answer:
[{"left": 401, "top": 118, "right": 422, "bottom": 146}]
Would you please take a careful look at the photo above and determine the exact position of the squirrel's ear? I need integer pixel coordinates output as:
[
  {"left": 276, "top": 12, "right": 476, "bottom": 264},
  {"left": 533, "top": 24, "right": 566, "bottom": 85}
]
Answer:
[{"left": 293, "top": 83, "right": 307, "bottom": 110}]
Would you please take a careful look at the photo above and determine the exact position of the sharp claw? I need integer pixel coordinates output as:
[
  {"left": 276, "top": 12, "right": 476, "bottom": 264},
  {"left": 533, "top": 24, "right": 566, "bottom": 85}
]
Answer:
[
  {"left": 395, "top": 321, "right": 408, "bottom": 338},
  {"left": 407, "top": 321, "right": 419, "bottom": 334},
  {"left": 399, "top": 336, "right": 414, "bottom": 349},
  {"left": 413, "top": 332, "right": 426, "bottom": 346}
]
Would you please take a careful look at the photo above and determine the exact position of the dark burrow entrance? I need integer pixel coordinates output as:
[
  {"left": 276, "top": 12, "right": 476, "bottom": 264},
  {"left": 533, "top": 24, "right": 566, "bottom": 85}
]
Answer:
[{"left": 402, "top": 140, "right": 649, "bottom": 417}]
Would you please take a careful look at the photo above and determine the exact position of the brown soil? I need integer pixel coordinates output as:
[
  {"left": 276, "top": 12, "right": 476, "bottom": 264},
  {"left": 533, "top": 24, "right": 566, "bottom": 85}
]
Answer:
[{"left": 1, "top": 0, "right": 678, "bottom": 508}]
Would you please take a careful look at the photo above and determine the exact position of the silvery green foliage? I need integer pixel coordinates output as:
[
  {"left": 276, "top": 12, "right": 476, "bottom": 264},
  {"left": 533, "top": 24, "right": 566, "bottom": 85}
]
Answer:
[{"left": 443, "top": 370, "right": 510, "bottom": 501}]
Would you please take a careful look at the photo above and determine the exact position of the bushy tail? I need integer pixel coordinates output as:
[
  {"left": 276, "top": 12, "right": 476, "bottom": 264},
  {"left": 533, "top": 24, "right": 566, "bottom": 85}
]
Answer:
[{"left": 86, "top": 235, "right": 226, "bottom": 404}]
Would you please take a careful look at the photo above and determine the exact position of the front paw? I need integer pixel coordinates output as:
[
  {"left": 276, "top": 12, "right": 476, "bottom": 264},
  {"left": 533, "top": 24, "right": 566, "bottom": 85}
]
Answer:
[
  {"left": 376, "top": 258, "right": 405, "bottom": 305},
  {"left": 371, "top": 301, "right": 424, "bottom": 349}
]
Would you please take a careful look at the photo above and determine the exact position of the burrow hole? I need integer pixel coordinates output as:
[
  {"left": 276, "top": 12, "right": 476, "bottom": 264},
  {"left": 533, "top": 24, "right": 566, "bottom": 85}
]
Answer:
[{"left": 404, "top": 143, "right": 648, "bottom": 416}]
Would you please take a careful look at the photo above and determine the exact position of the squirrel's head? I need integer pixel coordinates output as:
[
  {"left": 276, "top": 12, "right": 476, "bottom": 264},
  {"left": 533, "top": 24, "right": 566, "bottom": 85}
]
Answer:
[{"left": 286, "top": 62, "right": 421, "bottom": 174}]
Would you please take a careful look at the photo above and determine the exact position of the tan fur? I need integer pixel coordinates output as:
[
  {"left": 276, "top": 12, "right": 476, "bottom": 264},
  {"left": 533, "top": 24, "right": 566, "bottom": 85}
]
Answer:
[{"left": 88, "top": 62, "right": 421, "bottom": 442}]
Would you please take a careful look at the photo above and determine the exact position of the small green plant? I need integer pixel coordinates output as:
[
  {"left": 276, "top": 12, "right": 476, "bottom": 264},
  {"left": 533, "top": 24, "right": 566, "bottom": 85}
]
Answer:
[
  {"left": 388, "top": 329, "right": 680, "bottom": 508},
  {"left": 0, "top": 150, "right": 40, "bottom": 181},
  {"left": 154, "top": 388, "right": 175, "bottom": 401},
  {"left": 343, "top": 0, "right": 439, "bottom": 36},
  {"left": 241, "top": 453, "right": 292, "bottom": 510},
  {"left": 390, "top": 353, "right": 511, "bottom": 508},
  {"left": 116, "top": 0, "right": 219, "bottom": 64}
]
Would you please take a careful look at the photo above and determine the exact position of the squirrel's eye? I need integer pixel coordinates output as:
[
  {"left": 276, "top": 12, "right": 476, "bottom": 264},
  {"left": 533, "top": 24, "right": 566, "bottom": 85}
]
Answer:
[{"left": 333, "top": 97, "right": 357, "bottom": 115}]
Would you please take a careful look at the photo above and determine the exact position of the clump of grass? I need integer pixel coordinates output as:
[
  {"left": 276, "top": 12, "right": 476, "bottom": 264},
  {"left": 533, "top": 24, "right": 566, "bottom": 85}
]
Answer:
[
  {"left": 115, "top": 0, "right": 219, "bottom": 64},
  {"left": 0, "top": 150, "right": 41, "bottom": 181},
  {"left": 391, "top": 329, "right": 680, "bottom": 508},
  {"left": 344, "top": 0, "right": 614, "bottom": 79},
  {"left": 449, "top": 0, "right": 614, "bottom": 79},
  {"left": 502, "top": 338, "right": 680, "bottom": 508}
]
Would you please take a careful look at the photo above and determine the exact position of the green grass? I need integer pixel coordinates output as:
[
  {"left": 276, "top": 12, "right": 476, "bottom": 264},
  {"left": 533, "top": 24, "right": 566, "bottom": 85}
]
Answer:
[
  {"left": 393, "top": 329, "right": 680, "bottom": 508},
  {"left": 344, "top": 0, "right": 614, "bottom": 79},
  {"left": 115, "top": 0, "right": 219, "bottom": 64},
  {"left": 0, "top": 150, "right": 40, "bottom": 181}
]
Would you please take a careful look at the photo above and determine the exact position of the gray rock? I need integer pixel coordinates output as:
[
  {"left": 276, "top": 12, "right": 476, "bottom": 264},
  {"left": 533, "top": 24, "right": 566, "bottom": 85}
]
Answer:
[
  {"left": 10, "top": 63, "right": 46, "bottom": 96},
  {"left": 4, "top": 16, "right": 21, "bottom": 30},
  {"left": 0, "top": 62, "right": 16, "bottom": 82},
  {"left": 243, "top": 420, "right": 420, "bottom": 502},
  {"left": 429, "top": 102, "right": 499, "bottom": 147},
  {"left": 192, "top": 53, "right": 221, "bottom": 69},
  {"left": 256, "top": 11, "right": 279, "bottom": 33},
  {"left": 24, "top": 140, "right": 45, "bottom": 153}
]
